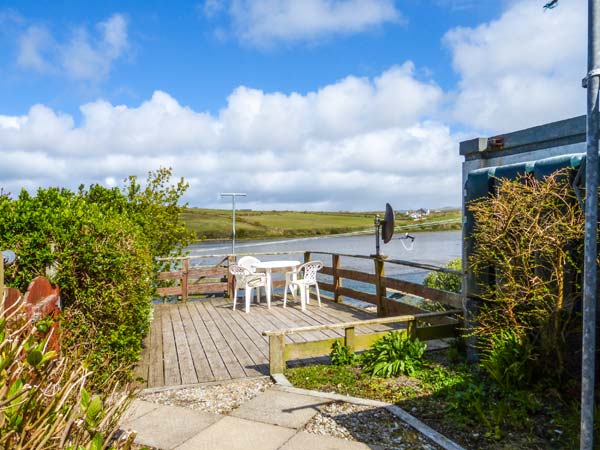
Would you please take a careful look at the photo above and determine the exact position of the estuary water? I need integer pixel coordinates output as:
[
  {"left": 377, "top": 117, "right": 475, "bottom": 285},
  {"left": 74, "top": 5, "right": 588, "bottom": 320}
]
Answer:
[{"left": 187, "top": 230, "right": 461, "bottom": 285}]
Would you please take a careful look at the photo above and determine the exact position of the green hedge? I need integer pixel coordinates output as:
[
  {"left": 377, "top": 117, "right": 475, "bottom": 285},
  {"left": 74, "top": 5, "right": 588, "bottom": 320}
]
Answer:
[{"left": 0, "top": 168, "right": 192, "bottom": 383}]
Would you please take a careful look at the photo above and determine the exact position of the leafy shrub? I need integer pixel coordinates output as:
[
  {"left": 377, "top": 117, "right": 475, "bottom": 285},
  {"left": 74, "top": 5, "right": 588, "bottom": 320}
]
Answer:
[
  {"left": 361, "top": 332, "right": 426, "bottom": 377},
  {"left": 330, "top": 340, "right": 356, "bottom": 366},
  {"left": 480, "top": 329, "right": 534, "bottom": 391},
  {"left": 423, "top": 258, "right": 462, "bottom": 294},
  {"left": 0, "top": 302, "right": 135, "bottom": 449},
  {"left": 0, "top": 168, "right": 192, "bottom": 383}
]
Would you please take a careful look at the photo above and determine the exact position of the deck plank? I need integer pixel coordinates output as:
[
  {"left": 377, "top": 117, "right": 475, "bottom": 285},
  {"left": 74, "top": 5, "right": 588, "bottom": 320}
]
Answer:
[
  {"left": 161, "top": 306, "right": 182, "bottom": 386},
  {"left": 281, "top": 303, "right": 342, "bottom": 339},
  {"left": 186, "top": 303, "right": 229, "bottom": 381},
  {"left": 202, "top": 301, "right": 265, "bottom": 377},
  {"left": 134, "top": 328, "right": 151, "bottom": 387},
  {"left": 147, "top": 306, "right": 164, "bottom": 388},
  {"left": 225, "top": 305, "right": 270, "bottom": 357},
  {"left": 178, "top": 304, "right": 214, "bottom": 383},
  {"left": 194, "top": 302, "right": 246, "bottom": 379},
  {"left": 139, "top": 298, "right": 380, "bottom": 388},
  {"left": 170, "top": 306, "right": 198, "bottom": 385},
  {"left": 268, "top": 303, "right": 332, "bottom": 341},
  {"left": 211, "top": 301, "right": 268, "bottom": 361}
]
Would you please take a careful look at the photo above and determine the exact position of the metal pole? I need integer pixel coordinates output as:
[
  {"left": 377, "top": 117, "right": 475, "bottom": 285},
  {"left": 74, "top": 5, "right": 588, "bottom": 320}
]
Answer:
[
  {"left": 375, "top": 215, "right": 381, "bottom": 257},
  {"left": 581, "top": 1, "right": 600, "bottom": 447},
  {"left": 219, "top": 193, "right": 247, "bottom": 256},
  {"left": 232, "top": 195, "right": 236, "bottom": 255}
]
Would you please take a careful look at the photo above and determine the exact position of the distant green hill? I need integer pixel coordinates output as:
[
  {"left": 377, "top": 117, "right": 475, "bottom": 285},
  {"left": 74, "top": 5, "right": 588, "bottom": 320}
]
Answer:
[{"left": 182, "top": 208, "right": 461, "bottom": 241}]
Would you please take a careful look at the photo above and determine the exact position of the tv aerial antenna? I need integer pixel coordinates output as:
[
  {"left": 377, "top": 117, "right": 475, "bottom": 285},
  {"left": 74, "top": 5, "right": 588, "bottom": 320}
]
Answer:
[
  {"left": 374, "top": 203, "right": 395, "bottom": 257},
  {"left": 374, "top": 204, "right": 416, "bottom": 256},
  {"left": 398, "top": 232, "right": 415, "bottom": 251}
]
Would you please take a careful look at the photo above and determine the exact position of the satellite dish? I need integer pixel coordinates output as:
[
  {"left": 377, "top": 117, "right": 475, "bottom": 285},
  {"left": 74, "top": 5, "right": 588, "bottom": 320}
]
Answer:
[
  {"left": 374, "top": 203, "right": 395, "bottom": 257},
  {"left": 382, "top": 203, "right": 395, "bottom": 244},
  {"left": 2, "top": 250, "right": 16, "bottom": 265}
]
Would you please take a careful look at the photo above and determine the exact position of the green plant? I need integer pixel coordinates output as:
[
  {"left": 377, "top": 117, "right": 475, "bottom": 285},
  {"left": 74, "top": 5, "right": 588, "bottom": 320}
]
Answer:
[
  {"left": 0, "top": 168, "right": 191, "bottom": 384},
  {"left": 480, "top": 329, "right": 534, "bottom": 391},
  {"left": 423, "top": 258, "right": 462, "bottom": 294},
  {"left": 330, "top": 340, "right": 356, "bottom": 366},
  {"left": 361, "top": 332, "right": 426, "bottom": 377},
  {"left": 0, "top": 303, "right": 135, "bottom": 449}
]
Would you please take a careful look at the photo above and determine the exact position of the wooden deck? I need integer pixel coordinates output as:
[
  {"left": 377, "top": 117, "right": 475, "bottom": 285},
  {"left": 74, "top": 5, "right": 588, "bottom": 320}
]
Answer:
[{"left": 135, "top": 297, "right": 405, "bottom": 389}]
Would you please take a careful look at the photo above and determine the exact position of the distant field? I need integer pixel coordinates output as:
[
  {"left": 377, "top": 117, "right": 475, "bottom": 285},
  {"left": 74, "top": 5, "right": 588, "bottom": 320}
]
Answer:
[{"left": 182, "top": 208, "right": 461, "bottom": 240}]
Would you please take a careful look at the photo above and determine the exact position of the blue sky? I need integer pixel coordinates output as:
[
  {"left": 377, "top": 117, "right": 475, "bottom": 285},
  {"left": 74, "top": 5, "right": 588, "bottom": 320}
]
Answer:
[{"left": 0, "top": 0, "right": 587, "bottom": 210}]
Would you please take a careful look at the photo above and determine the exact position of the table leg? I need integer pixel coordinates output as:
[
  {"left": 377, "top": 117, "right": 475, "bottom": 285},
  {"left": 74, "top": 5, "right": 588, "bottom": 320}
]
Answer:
[{"left": 266, "top": 270, "right": 272, "bottom": 308}]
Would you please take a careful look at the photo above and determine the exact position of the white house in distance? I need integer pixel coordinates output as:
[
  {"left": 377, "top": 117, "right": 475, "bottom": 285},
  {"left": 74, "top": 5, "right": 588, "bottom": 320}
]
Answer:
[{"left": 406, "top": 208, "right": 430, "bottom": 220}]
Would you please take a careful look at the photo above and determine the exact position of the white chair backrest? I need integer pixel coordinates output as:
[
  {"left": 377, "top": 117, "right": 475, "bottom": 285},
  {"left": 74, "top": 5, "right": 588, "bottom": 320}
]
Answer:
[
  {"left": 238, "top": 256, "right": 261, "bottom": 272},
  {"left": 299, "top": 261, "right": 323, "bottom": 283},
  {"left": 229, "top": 264, "right": 250, "bottom": 277}
]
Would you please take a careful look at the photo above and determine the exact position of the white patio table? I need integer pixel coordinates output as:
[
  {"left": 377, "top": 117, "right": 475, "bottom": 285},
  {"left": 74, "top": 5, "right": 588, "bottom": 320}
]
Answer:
[{"left": 252, "top": 260, "right": 301, "bottom": 307}]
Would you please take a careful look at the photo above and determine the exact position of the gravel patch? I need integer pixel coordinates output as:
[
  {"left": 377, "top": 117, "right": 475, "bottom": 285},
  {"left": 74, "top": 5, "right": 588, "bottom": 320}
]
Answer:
[
  {"left": 139, "top": 377, "right": 273, "bottom": 415},
  {"left": 305, "top": 401, "right": 441, "bottom": 450}
]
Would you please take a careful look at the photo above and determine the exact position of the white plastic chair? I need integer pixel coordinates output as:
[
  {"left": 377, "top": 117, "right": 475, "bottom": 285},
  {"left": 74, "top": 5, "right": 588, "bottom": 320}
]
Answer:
[
  {"left": 238, "top": 256, "right": 261, "bottom": 273},
  {"left": 283, "top": 261, "right": 323, "bottom": 311},
  {"left": 229, "top": 264, "right": 267, "bottom": 313}
]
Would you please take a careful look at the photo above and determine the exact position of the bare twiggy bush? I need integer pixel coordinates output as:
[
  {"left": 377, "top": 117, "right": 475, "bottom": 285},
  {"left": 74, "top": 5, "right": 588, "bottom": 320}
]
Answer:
[{"left": 469, "top": 169, "right": 586, "bottom": 379}]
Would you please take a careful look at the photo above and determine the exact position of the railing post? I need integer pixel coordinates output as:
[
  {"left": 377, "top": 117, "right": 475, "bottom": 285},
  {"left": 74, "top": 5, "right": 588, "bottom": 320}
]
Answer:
[
  {"left": 332, "top": 254, "right": 342, "bottom": 303},
  {"left": 269, "top": 334, "right": 286, "bottom": 374},
  {"left": 344, "top": 326, "right": 355, "bottom": 352},
  {"left": 407, "top": 319, "right": 417, "bottom": 340},
  {"left": 374, "top": 257, "right": 387, "bottom": 317},
  {"left": 227, "top": 255, "right": 236, "bottom": 299},
  {"left": 304, "top": 251, "right": 311, "bottom": 263},
  {"left": 181, "top": 258, "right": 189, "bottom": 302}
]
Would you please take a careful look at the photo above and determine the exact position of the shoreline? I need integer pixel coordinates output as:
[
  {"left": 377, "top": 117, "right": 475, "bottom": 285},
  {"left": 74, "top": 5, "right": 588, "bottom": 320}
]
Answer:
[{"left": 191, "top": 223, "right": 462, "bottom": 244}]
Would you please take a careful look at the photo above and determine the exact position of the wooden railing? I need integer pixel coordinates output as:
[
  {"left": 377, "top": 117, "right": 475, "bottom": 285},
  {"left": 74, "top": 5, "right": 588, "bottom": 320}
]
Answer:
[
  {"left": 155, "top": 251, "right": 463, "bottom": 317},
  {"left": 155, "top": 251, "right": 307, "bottom": 301},
  {"left": 262, "top": 309, "right": 461, "bottom": 374},
  {"left": 305, "top": 251, "right": 462, "bottom": 317},
  {"left": 155, "top": 255, "right": 230, "bottom": 301}
]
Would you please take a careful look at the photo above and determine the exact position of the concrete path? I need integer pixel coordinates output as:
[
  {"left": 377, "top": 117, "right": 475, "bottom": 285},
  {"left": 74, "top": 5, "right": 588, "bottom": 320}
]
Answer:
[
  {"left": 120, "top": 383, "right": 465, "bottom": 450},
  {"left": 121, "top": 387, "right": 377, "bottom": 450}
]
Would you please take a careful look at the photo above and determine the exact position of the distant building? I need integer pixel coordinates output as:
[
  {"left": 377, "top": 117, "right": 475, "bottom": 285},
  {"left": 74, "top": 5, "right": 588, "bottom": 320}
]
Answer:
[{"left": 406, "top": 208, "right": 430, "bottom": 220}]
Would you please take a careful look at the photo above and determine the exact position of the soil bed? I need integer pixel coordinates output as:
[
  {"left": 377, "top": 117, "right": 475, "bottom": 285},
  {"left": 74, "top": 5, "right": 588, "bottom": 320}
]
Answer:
[{"left": 285, "top": 352, "right": 576, "bottom": 450}]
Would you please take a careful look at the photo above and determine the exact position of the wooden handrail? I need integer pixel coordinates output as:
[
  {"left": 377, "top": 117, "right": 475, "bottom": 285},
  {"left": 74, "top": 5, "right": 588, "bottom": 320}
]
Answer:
[
  {"left": 156, "top": 250, "right": 306, "bottom": 261},
  {"left": 155, "top": 249, "right": 463, "bottom": 311},
  {"left": 263, "top": 309, "right": 462, "bottom": 374},
  {"left": 262, "top": 309, "right": 461, "bottom": 336},
  {"left": 308, "top": 251, "right": 462, "bottom": 275}
]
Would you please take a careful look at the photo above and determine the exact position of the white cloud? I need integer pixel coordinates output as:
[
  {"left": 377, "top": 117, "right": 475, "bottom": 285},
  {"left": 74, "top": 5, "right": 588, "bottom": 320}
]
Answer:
[
  {"left": 0, "top": 65, "right": 461, "bottom": 210},
  {"left": 17, "top": 25, "right": 54, "bottom": 72},
  {"left": 16, "top": 13, "right": 129, "bottom": 82},
  {"left": 211, "top": 0, "right": 401, "bottom": 47},
  {"left": 445, "top": 0, "right": 586, "bottom": 133},
  {"left": 203, "top": 0, "right": 226, "bottom": 17}
]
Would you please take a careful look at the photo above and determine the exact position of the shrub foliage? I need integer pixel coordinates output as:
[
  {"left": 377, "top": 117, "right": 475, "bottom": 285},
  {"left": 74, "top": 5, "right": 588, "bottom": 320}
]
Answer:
[
  {"left": 0, "top": 168, "right": 192, "bottom": 381},
  {"left": 361, "top": 331, "right": 426, "bottom": 377},
  {"left": 423, "top": 258, "right": 462, "bottom": 294},
  {"left": 329, "top": 340, "right": 356, "bottom": 366}
]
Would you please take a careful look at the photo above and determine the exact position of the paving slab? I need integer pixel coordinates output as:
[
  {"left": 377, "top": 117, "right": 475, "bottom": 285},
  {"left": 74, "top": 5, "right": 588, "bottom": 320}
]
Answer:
[
  {"left": 230, "top": 389, "right": 328, "bottom": 429},
  {"left": 175, "top": 416, "right": 296, "bottom": 450},
  {"left": 120, "top": 399, "right": 160, "bottom": 424},
  {"left": 124, "top": 404, "right": 221, "bottom": 449},
  {"left": 279, "top": 431, "right": 377, "bottom": 450}
]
